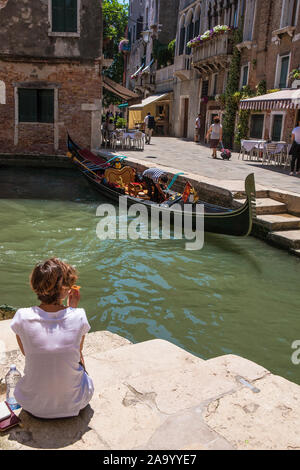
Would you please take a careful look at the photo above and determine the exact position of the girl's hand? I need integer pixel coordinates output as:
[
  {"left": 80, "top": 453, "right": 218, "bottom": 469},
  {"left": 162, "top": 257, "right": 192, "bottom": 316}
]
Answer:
[{"left": 68, "top": 288, "right": 80, "bottom": 308}]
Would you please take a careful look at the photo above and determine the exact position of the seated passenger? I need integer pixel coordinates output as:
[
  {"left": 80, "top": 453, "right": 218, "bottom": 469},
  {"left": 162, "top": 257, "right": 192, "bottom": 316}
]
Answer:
[
  {"left": 142, "top": 168, "right": 169, "bottom": 203},
  {"left": 10, "top": 258, "right": 94, "bottom": 419}
]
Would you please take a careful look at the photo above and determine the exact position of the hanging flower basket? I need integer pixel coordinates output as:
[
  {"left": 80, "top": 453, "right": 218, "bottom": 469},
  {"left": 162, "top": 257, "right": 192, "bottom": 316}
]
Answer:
[
  {"left": 119, "top": 39, "right": 131, "bottom": 54},
  {"left": 187, "top": 25, "right": 232, "bottom": 48}
]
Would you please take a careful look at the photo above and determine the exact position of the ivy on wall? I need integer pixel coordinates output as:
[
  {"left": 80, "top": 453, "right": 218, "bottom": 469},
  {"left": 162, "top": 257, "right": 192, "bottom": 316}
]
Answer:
[
  {"left": 234, "top": 81, "right": 267, "bottom": 145},
  {"left": 222, "top": 29, "right": 243, "bottom": 149}
]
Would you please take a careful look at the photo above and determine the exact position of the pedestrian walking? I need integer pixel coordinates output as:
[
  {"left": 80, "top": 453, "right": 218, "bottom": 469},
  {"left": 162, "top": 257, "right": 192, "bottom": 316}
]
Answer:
[
  {"left": 289, "top": 119, "right": 300, "bottom": 176},
  {"left": 195, "top": 114, "right": 201, "bottom": 143},
  {"left": 206, "top": 116, "right": 223, "bottom": 159},
  {"left": 144, "top": 112, "right": 155, "bottom": 144}
]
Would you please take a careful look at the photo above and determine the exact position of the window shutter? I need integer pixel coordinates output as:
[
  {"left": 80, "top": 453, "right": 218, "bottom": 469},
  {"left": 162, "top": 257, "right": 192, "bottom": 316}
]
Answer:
[
  {"left": 250, "top": 115, "right": 264, "bottom": 139},
  {"left": 242, "top": 65, "right": 249, "bottom": 87},
  {"left": 194, "top": 19, "right": 200, "bottom": 37},
  {"left": 52, "top": 0, "right": 65, "bottom": 32},
  {"left": 38, "top": 90, "right": 54, "bottom": 123},
  {"left": 18, "top": 89, "right": 37, "bottom": 122},
  {"left": 65, "top": 0, "right": 78, "bottom": 33},
  {"left": 272, "top": 115, "right": 283, "bottom": 141},
  {"left": 279, "top": 56, "right": 289, "bottom": 88},
  {"left": 179, "top": 27, "right": 185, "bottom": 55}
]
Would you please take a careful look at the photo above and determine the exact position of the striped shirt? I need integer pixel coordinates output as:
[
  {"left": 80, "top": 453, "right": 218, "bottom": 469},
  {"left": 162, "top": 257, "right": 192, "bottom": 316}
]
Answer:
[{"left": 142, "top": 168, "right": 167, "bottom": 183}]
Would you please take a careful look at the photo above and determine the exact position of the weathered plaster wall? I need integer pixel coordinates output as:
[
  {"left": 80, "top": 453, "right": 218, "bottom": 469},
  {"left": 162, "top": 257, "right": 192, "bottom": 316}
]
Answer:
[{"left": 0, "top": 0, "right": 102, "bottom": 59}]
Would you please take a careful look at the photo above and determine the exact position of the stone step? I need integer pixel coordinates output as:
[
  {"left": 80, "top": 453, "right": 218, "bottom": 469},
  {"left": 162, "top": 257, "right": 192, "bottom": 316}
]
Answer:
[
  {"left": 267, "top": 230, "right": 300, "bottom": 250},
  {"left": 234, "top": 198, "right": 287, "bottom": 215},
  {"left": 256, "top": 214, "right": 300, "bottom": 231},
  {"left": 232, "top": 190, "right": 269, "bottom": 200}
]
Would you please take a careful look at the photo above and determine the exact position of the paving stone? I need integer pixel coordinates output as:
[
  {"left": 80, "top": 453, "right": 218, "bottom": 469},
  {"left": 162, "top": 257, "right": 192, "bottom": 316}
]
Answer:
[
  {"left": 268, "top": 230, "right": 300, "bottom": 249},
  {"left": 256, "top": 214, "right": 300, "bottom": 231},
  {"left": 234, "top": 198, "right": 287, "bottom": 215}
]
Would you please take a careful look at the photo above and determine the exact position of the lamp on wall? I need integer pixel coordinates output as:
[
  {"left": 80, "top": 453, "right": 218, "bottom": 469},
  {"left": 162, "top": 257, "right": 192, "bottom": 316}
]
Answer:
[{"left": 141, "top": 30, "right": 151, "bottom": 44}]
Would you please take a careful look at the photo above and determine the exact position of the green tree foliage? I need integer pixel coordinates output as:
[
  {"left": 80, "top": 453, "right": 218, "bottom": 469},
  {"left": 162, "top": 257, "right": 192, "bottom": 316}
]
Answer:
[{"left": 103, "top": 0, "right": 129, "bottom": 106}]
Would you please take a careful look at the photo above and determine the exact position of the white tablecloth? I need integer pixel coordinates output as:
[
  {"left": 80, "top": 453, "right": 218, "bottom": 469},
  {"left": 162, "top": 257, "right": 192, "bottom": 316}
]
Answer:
[{"left": 241, "top": 140, "right": 266, "bottom": 152}]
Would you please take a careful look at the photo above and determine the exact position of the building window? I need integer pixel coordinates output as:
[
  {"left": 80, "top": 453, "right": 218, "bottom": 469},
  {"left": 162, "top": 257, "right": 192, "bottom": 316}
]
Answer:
[
  {"left": 179, "top": 26, "right": 185, "bottom": 55},
  {"left": 271, "top": 114, "right": 284, "bottom": 141},
  {"left": 212, "top": 74, "right": 218, "bottom": 96},
  {"left": 250, "top": 114, "right": 264, "bottom": 139},
  {"left": 51, "top": 0, "right": 78, "bottom": 33},
  {"left": 243, "top": 0, "right": 256, "bottom": 41},
  {"left": 18, "top": 89, "right": 54, "bottom": 123},
  {"left": 137, "top": 16, "right": 143, "bottom": 39},
  {"left": 240, "top": 64, "right": 249, "bottom": 89},
  {"left": 280, "top": 0, "right": 299, "bottom": 27},
  {"left": 201, "top": 80, "right": 209, "bottom": 98},
  {"left": 276, "top": 55, "right": 290, "bottom": 88},
  {"left": 0, "top": 81, "right": 5, "bottom": 104}
]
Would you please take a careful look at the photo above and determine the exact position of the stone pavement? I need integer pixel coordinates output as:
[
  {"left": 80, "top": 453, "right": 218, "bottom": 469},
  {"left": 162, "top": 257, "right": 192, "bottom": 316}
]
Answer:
[
  {"left": 1, "top": 322, "right": 300, "bottom": 450},
  {"left": 99, "top": 137, "right": 300, "bottom": 196}
]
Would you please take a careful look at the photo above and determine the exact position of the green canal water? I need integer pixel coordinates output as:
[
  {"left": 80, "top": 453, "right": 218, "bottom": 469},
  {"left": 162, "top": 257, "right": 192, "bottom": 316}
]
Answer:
[{"left": 0, "top": 197, "right": 299, "bottom": 384}]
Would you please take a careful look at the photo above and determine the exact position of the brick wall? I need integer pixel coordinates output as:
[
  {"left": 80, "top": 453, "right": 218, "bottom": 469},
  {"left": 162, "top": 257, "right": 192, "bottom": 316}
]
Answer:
[{"left": 0, "top": 60, "right": 102, "bottom": 154}]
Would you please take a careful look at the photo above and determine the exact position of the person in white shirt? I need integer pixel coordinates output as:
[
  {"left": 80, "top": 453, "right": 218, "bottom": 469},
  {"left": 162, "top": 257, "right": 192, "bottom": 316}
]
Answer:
[
  {"left": 195, "top": 114, "right": 201, "bottom": 143},
  {"left": 10, "top": 258, "right": 94, "bottom": 419},
  {"left": 206, "top": 116, "right": 223, "bottom": 159},
  {"left": 290, "top": 120, "right": 300, "bottom": 176}
]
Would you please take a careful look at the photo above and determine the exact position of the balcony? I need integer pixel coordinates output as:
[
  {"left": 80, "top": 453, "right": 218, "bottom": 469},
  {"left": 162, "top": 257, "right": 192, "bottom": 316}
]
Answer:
[
  {"left": 192, "top": 32, "right": 233, "bottom": 74},
  {"left": 179, "top": 0, "right": 195, "bottom": 10},
  {"left": 133, "top": 72, "right": 156, "bottom": 95},
  {"left": 174, "top": 54, "right": 192, "bottom": 81},
  {"left": 155, "top": 64, "right": 175, "bottom": 92}
]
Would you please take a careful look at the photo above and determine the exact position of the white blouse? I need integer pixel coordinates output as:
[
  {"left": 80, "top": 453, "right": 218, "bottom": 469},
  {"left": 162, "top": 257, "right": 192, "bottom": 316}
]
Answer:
[{"left": 10, "top": 306, "right": 94, "bottom": 419}]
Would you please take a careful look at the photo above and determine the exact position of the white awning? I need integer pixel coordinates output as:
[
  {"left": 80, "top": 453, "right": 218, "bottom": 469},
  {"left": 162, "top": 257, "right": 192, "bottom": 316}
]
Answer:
[
  {"left": 240, "top": 89, "right": 300, "bottom": 110},
  {"left": 129, "top": 93, "right": 170, "bottom": 109}
]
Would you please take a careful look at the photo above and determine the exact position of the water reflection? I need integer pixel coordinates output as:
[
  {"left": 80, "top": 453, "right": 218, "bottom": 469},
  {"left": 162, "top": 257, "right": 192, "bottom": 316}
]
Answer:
[{"left": 0, "top": 198, "right": 299, "bottom": 384}]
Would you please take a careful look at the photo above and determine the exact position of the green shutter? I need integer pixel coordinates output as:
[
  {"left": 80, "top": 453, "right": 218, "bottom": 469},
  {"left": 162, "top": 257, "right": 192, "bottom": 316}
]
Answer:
[
  {"left": 18, "top": 89, "right": 37, "bottom": 122},
  {"left": 52, "top": 0, "right": 65, "bottom": 32},
  {"left": 250, "top": 115, "right": 264, "bottom": 139},
  {"left": 279, "top": 57, "right": 289, "bottom": 89},
  {"left": 65, "top": 0, "right": 77, "bottom": 32},
  {"left": 272, "top": 115, "right": 283, "bottom": 141},
  {"left": 38, "top": 90, "right": 54, "bottom": 123}
]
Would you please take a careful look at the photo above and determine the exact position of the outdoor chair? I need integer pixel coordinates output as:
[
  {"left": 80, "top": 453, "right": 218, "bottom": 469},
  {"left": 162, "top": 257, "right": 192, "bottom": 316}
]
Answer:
[
  {"left": 262, "top": 143, "right": 281, "bottom": 166},
  {"left": 115, "top": 130, "right": 126, "bottom": 149},
  {"left": 132, "top": 131, "right": 144, "bottom": 151}
]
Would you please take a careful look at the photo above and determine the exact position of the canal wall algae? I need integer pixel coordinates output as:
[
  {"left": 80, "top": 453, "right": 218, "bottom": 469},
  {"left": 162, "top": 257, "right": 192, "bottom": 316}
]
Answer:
[{"left": 0, "top": 320, "right": 299, "bottom": 450}]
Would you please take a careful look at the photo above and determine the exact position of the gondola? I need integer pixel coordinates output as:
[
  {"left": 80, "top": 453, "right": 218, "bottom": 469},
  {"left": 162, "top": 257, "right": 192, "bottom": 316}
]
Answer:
[{"left": 67, "top": 135, "right": 256, "bottom": 237}]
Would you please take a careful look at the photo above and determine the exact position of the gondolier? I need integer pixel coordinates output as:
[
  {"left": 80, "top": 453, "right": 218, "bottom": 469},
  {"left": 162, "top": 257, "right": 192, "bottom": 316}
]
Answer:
[{"left": 142, "top": 168, "right": 169, "bottom": 203}]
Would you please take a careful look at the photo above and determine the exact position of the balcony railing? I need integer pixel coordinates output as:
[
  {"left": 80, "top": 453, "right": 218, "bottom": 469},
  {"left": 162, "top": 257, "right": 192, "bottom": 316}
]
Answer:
[
  {"left": 174, "top": 54, "right": 192, "bottom": 80},
  {"left": 179, "top": 0, "right": 195, "bottom": 11},
  {"left": 192, "top": 32, "right": 233, "bottom": 68},
  {"left": 155, "top": 65, "right": 175, "bottom": 92},
  {"left": 156, "top": 65, "right": 175, "bottom": 83}
]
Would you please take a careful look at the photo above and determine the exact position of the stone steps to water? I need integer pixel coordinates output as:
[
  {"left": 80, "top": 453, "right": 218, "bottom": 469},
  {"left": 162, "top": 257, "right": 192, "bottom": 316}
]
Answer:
[
  {"left": 234, "top": 198, "right": 287, "bottom": 215},
  {"left": 256, "top": 214, "right": 300, "bottom": 231},
  {"left": 267, "top": 230, "right": 300, "bottom": 250}
]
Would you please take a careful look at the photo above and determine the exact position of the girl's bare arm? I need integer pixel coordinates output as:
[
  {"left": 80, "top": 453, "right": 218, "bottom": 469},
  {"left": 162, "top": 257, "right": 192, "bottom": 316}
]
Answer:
[{"left": 16, "top": 335, "right": 25, "bottom": 356}]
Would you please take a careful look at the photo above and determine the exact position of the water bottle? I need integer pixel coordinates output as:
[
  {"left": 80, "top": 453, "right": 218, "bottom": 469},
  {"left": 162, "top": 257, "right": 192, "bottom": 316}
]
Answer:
[{"left": 5, "top": 364, "right": 21, "bottom": 410}]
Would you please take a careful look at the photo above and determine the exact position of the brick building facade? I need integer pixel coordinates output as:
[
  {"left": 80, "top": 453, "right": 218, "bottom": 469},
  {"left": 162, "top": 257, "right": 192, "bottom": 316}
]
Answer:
[
  {"left": 0, "top": 0, "right": 102, "bottom": 155},
  {"left": 238, "top": 0, "right": 300, "bottom": 143},
  {"left": 136, "top": 0, "right": 299, "bottom": 144}
]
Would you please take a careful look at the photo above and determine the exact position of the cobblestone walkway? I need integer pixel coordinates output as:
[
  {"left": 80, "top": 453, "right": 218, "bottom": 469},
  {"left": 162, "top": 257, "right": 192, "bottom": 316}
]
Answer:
[{"left": 100, "top": 137, "right": 300, "bottom": 195}]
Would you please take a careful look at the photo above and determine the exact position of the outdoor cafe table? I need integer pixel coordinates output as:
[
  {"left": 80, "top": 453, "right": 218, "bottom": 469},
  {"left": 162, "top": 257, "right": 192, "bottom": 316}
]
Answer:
[{"left": 240, "top": 140, "right": 288, "bottom": 163}]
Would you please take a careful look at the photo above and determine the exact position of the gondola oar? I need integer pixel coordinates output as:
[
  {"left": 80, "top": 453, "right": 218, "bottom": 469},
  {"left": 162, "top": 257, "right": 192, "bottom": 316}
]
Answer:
[
  {"left": 106, "top": 155, "right": 128, "bottom": 164},
  {"left": 167, "top": 172, "right": 185, "bottom": 190},
  {"left": 67, "top": 154, "right": 99, "bottom": 178}
]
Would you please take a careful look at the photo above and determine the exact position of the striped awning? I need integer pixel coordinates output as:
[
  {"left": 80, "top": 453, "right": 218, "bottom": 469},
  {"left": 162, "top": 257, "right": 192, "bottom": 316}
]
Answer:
[{"left": 240, "top": 89, "right": 300, "bottom": 111}]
